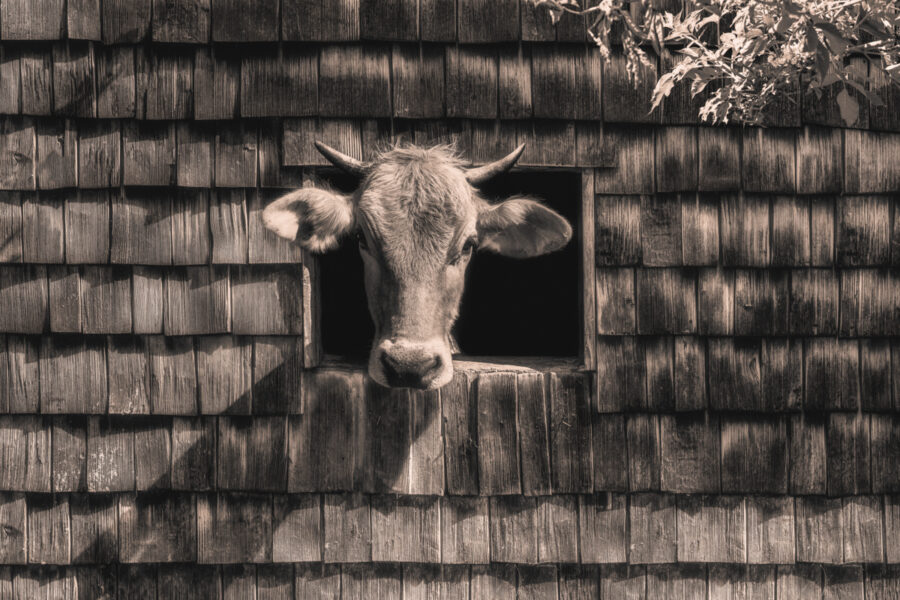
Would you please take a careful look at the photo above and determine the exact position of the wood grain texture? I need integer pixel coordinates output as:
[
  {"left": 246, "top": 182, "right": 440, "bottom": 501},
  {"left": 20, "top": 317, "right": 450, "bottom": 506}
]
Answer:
[
  {"left": 476, "top": 372, "right": 520, "bottom": 495},
  {"left": 193, "top": 47, "right": 239, "bottom": 120},
  {"left": 579, "top": 494, "right": 626, "bottom": 563},
  {"left": 845, "top": 130, "right": 900, "bottom": 193},
  {"left": 641, "top": 194, "right": 682, "bottom": 266},
  {"left": 241, "top": 49, "right": 317, "bottom": 118},
  {"left": 86, "top": 417, "right": 134, "bottom": 492},
  {"left": 273, "top": 494, "right": 321, "bottom": 562},
  {"left": 102, "top": 0, "right": 150, "bottom": 42},
  {"left": 35, "top": 119, "right": 76, "bottom": 189},
  {"left": 391, "top": 44, "right": 444, "bottom": 118},
  {"left": 148, "top": 336, "right": 197, "bottom": 415},
  {"left": 211, "top": 0, "right": 278, "bottom": 41},
  {"left": 197, "top": 493, "right": 272, "bottom": 563},
  {"left": 196, "top": 336, "right": 252, "bottom": 414},
  {"left": 94, "top": 46, "right": 135, "bottom": 119},
  {"left": 253, "top": 336, "right": 303, "bottom": 414},
  {"left": 20, "top": 51, "right": 52, "bottom": 116},
  {"left": 498, "top": 46, "right": 532, "bottom": 119},
  {"left": 0, "top": 0, "right": 64, "bottom": 39},
  {"left": 721, "top": 416, "right": 787, "bottom": 493},
  {"left": 119, "top": 494, "right": 196, "bottom": 563},
  {"left": 515, "top": 373, "right": 550, "bottom": 496},
  {"left": 707, "top": 337, "right": 760, "bottom": 410},
  {"left": 22, "top": 192, "right": 63, "bottom": 263},
  {"left": 0, "top": 265, "right": 48, "bottom": 334},
  {"left": 837, "top": 195, "right": 890, "bottom": 266},
  {"left": 48, "top": 266, "right": 81, "bottom": 333},
  {"left": 656, "top": 127, "right": 698, "bottom": 192},
  {"left": 27, "top": 495, "right": 70, "bottom": 564},
  {"left": 531, "top": 46, "right": 575, "bottom": 119},
  {"left": 164, "top": 266, "right": 230, "bottom": 335},
  {"left": 441, "top": 372, "right": 479, "bottom": 495},
  {"left": 0, "top": 419, "right": 51, "bottom": 492},
  {"left": 249, "top": 190, "right": 305, "bottom": 263},
  {"left": 677, "top": 495, "right": 745, "bottom": 563},
  {"left": 135, "top": 47, "right": 193, "bottom": 120},
  {"left": 550, "top": 373, "right": 592, "bottom": 493},
  {"left": 64, "top": 191, "right": 109, "bottom": 264},
  {"left": 0, "top": 117, "right": 35, "bottom": 190},
  {"left": 595, "top": 195, "right": 641, "bottom": 265},
  {"left": 171, "top": 417, "right": 215, "bottom": 490},
  {"left": 283, "top": 0, "right": 360, "bottom": 41},
  {"left": 152, "top": 0, "right": 210, "bottom": 42},
  {"left": 733, "top": 268, "right": 789, "bottom": 336},
  {"left": 231, "top": 265, "right": 303, "bottom": 335},
  {"left": 591, "top": 414, "right": 627, "bottom": 491},
  {"left": 51, "top": 43, "right": 94, "bottom": 117},
  {"left": 107, "top": 336, "right": 150, "bottom": 415},
  {"left": 134, "top": 420, "right": 173, "bottom": 489},
  {"left": 871, "top": 414, "right": 900, "bottom": 493},
  {"left": 289, "top": 371, "right": 368, "bottom": 491},
  {"left": 490, "top": 495, "right": 538, "bottom": 564},
  {"left": 629, "top": 493, "right": 676, "bottom": 563},
  {"left": 319, "top": 45, "right": 390, "bottom": 117},
  {"left": 217, "top": 416, "right": 287, "bottom": 491},
  {"left": 603, "top": 50, "right": 660, "bottom": 123},
  {"left": 132, "top": 267, "right": 164, "bottom": 334},
  {"left": 660, "top": 413, "right": 720, "bottom": 493},
  {"left": 742, "top": 128, "right": 796, "bottom": 193},
  {"left": 746, "top": 496, "right": 795, "bottom": 564},
  {"left": 720, "top": 193, "right": 770, "bottom": 266},
  {"left": 594, "top": 126, "right": 655, "bottom": 194},
  {"left": 627, "top": 414, "right": 661, "bottom": 490},
  {"left": 51, "top": 417, "right": 87, "bottom": 492},
  {"left": 80, "top": 266, "right": 132, "bottom": 334},
  {"left": 40, "top": 336, "right": 107, "bottom": 414},
  {"left": 826, "top": 412, "right": 870, "bottom": 496},
  {"left": 458, "top": 0, "right": 518, "bottom": 42},
  {"left": 805, "top": 338, "right": 859, "bottom": 411},
  {"left": 440, "top": 496, "right": 489, "bottom": 564},
  {"left": 636, "top": 268, "right": 696, "bottom": 334},
  {"left": 772, "top": 195, "right": 810, "bottom": 266},
  {"left": 70, "top": 495, "right": 115, "bottom": 564},
  {"left": 445, "top": 46, "right": 498, "bottom": 119},
  {"left": 123, "top": 121, "right": 175, "bottom": 186},
  {"left": 323, "top": 493, "right": 371, "bottom": 562},
  {"left": 2, "top": 335, "right": 41, "bottom": 413},
  {"left": 797, "top": 496, "right": 843, "bottom": 564},
  {"left": 595, "top": 337, "right": 642, "bottom": 412},
  {"left": 0, "top": 192, "right": 23, "bottom": 263},
  {"left": 371, "top": 495, "right": 439, "bottom": 563},
  {"left": 697, "top": 126, "right": 740, "bottom": 191},
  {"left": 359, "top": 0, "right": 416, "bottom": 40}
]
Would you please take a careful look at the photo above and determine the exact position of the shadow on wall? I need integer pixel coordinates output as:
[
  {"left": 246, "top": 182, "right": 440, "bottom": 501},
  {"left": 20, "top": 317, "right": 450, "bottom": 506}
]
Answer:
[{"left": 66, "top": 360, "right": 445, "bottom": 564}]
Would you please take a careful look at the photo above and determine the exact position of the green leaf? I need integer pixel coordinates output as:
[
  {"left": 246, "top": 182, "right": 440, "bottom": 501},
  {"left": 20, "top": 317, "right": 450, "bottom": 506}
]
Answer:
[{"left": 836, "top": 88, "right": 859, "bottom": 126}]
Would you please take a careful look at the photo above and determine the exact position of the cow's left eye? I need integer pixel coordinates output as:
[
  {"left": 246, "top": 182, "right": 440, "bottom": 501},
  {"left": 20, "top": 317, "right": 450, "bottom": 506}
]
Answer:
[
  {"left": 356, "top": 230, "right": 369, "bottom": 252},
  {"left": 449, "top": 240, "right": 476, "bottom": 265}
]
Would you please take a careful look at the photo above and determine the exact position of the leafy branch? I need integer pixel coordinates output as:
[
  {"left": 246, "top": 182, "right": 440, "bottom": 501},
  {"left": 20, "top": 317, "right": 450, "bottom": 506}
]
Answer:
[{"left": 531, "top": 0, "right": 900, "bottom": 126}]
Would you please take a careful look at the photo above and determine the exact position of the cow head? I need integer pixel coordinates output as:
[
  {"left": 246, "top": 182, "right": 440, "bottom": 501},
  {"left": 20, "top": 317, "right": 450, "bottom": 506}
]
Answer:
[{"left": 263, "top": 142, "right": 572, "bottom": 390}]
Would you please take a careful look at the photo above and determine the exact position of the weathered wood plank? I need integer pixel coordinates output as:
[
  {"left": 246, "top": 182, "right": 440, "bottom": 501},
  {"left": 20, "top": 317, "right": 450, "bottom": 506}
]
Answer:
[
  {"left": 359, "top": 0, "right": 416, "bottom": 40},
  {"left": 602, "top": 50, "right": 660, "bottom": 123},
  {"left": 674, "top": 336, "right": 706, "bottom": 410},
  {"left": 27, "top": 495, "right": 70, "bottom": 564},
  {"left": 408, "top": 389, "right": 443, "bottom": 495},
  {"left": 535, "top": 494, "right": 577, "bottom": 564},
  {"left": 0, "top": 117, "right": 36, "bottom": 190},
  {"left": 248, "top": 190, "right": 305, "bottom": 263},
  {"left": 721, "top": 415, "right": 788, "bottom": 493},
  {"left": 660, "top": 413, "right": 720, "bottom": 493},
  {"left": 636, "top": 268, "right": 696, "bottom": 334},
  {"left": 720, "top": 193, "right": 770, "bottom": 266},
  {"left": 35, "top": 120, "right": 76, "bottom": 189},
  {"left": 860, "top": 338, "right": 892, "bottom": 412},
  {"left": 811, "top": 196, "right": 836, "bottom": 266},
  {"left": 128, "top": 424, "right": 168, "bottom": 490},
  {"left": 518, "top": 120, "right": 577, "bottom": 166},
  {"left": 531, "top": 46, "right": 575, "bottom": 119},
  {"left": 788, "top": 414, "right": 826, "bottom": 495},
  {"left": 445, "top": 46, "right": 498, "bottom": 119},
  {"left": 132, "top": 267, "right": 164, "bottom": 334},
  {"left": 69, "top": 495, "right": 115, "bottom": 564},
  {"left": 231, "top": 265, "right": 303, "bottom": 335},
  {"left": 441, "top": 372, "right": 478, "bottom": 495},
  {"left": 0, "top": 48, "right": 21, "bottom": 115},
  {"left": 197, "top": 493, "right": 272, "bottom": 563},
  {"left": 94, "top": 46, "right": 135, "bottom": 118},
  {"left": 645, "top": 338, "right": 675, "bottom": 411},
  {"left": 796, "top": 496, "right": 843, "bottom": 564},
  {"left": 1, "top": 0, "right": 64, "bottom": 39},
  {"left": 641, "top": 194, "right": 682, "bottom": 266},
  {"left": 20, "top": 51, "right": 52, "bottom": 116},
  {"left": 771, "top": 195, "right": 810, "bottom": 265},
  {"left": 323, "top": 493, "right": 371, "bottom": 562},
  {"left": 40, "top": 336, "right": 106, "bottom": 413},
  {"left": 627, "top": 413, "right": 661, "bottom": 490},
  {"left": 516, "top": 373, "right": 550, "bottom": 495},
  {"left": 294, "top": 563, "right": 341, "bottom": 599},
  {"left": 171, "top": 417, "right": 215, "bottom": 490},
  {"left": 595, "top": 195, "right": 641, "bottom": 265},
  {"left": 827, "top": 412, "right": 870, "bottom": 496},
  {"left": 48, "top": 266, "right": 81, "bottom": 333},
  {"left": 733, "top": 268, "right": 789, "bottom": 335},
  {"left": 591, "top": 414, "right": 628, "bottom": 491},
  {"left": 2, "top": 336, "right": 39, "bottom": 413},
  {"left": 0, "top": 192, "right": 23, "bottom": 263},
  {"left": 21, "top": 192, "right": 63, "bottom": 263},
  {"left": 707, "top": 337, "right": 761, "bottom": 411},
  {"left": 272, "top": 494, "right": 320, "bottom": 562},
  {"left": 78, "top": 123, "right": 121, "bottom": 189},
  {"left": 81, "top": 266, "right": 132, "bottom": 334},
  {"left": 742, "top": 128, "right": 795, "bottom": 193},
  {"left": 841, "top": 495, "right": 883, "bottom": 564},
  {"left": 574, "top": 46, "right": 603, "bottom": 120},
  {"left": 51, "top": 417, "right": 86, "bottom": 492},
  {"left": 845, "top": 130, "right": 900, "bottom": 193},
  {"left": 51, "top": 43, "right": 94, "bottom": 117},
  {"left": 368, "top": 382, "right": 410, "bottom": 493},
  {"left": 458, "top": 0, "right": 518, "bottom": 42},
  {"left": 319, "top": 45, "right": 390, "bottom": 117},
  {"left": 656, "top": 127, "right": 698, "bottom": 192},
  {"left": 490, "top": 495, "right": 538, "bottom": 564},
  {"left": 64, "top": 191, "right": 109, "bottom": 263},
  {"left": 342, "top": 564, "right": 402, "bottom": 600},
  {"left": 371, "top": 495, "right": 440, "bottom": 563},
  {"left": 211, "top": 0, "right": 278, "bottom": 40},
  {"left": 119, "top": 494, "right": 195, "bottom": 562},
  {"left": 102, "top": 0, "right": 150, "bottom": 42},
  {"left": 217, "top": 416, "right": 287, "bottom": 491},
  {"left": 67, "top": 0, "right": 101, "bottom": 39},
  {"left": 0, "top": 493, "right": 26, "bottom": 563},
  {"left": 86, "top": 417, "right": 134, "bottom": 492},
  {"left": 578, "top": 494, "right": 625, "bottom": 564},
  {"left": 594, "top": 126, "right": 655, "bottom": 194},
  {"left": 698, "top": 127, "right": 740, "bottom": 191},
  {"left": 107, "top": 336, "right": 150, "bottom": 415},
  {"left": 677, "top": 495, "right": 745, "bottom": 563},
  {"left": 152, "top": 0, "right": 210, "bottom": 42},
  {"left": 208, "top": 190, "right": 249, "bottom": 264},
  {"left": 164, "top": 266, "right": 230, "bottom": 335},
  {"left": 790, "top": 268, "right": 838, "bottom": 335},
  {"left": 195, "top": 336, "right": 252, "bottom": 414},
  {"left": 498, "top": 46, "right": 532, "bottom": 119},
  {"left": 837, "top": 195, "right": 891, "bottom": 266},
  {"left": 746, "top": 496, "right": 795, "bottom": 565},
  {"left": 797, "top": 126, "right": 843, "bottom": 194},
  {"left": 629, "top": 493, "right": 676, "bottom": 563},
  {"left": 805, "top": 338, "right": 859, "bottom": 410},
  {"left": 0, "top": 265, "right": 48, "bottom": 334},
  {"left": 289, "top": 370, "right": 368, "bottom": 490},
  {"left": 241, "top": 49, "right": 317, "bottom": 118},
  {"left": 175, "top": 123, "right": 213, "bottom": 188},
  {"left": 0, "top": 416, "right": 51, "bottom": 492},
  {"left": 282, "top": 0, "right": 360, "bottom": 41},
  {"left": 158, "top": 565, "right": 221, "bottom": 599},
  {"left": 441, "top": 496, "right": 489, "bottom": 564},
  {"left": 476, "top": 372, "right": 520, "bottom": 495},
  {"left": 135, "top": 47, "right": 193, "bottom": 120},
  {"left": 252, "top": 336, "right": 303, "bottom": 414},
  {"left": 147, "top": 336, "right": 196, "bottom": 415},
  {"left": 391, "top": 44, "right": 444, "bottom": 118},
  {"left": 550, "top": 373, "right": 592, "bottom": 493},
  {"left": 192, "top": 47, "right": 238, "bottom": 120},
  {"left": 872, "top": 414, "right": 900, "bottom": 493},
  {"left": 123, "top": 121, "right": 175, "bottom": 186}
]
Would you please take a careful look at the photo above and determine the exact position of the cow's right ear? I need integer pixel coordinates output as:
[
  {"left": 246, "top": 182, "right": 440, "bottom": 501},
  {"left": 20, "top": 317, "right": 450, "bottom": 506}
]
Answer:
[{"left": 262, "top": 187, "right": 355, "bottom": 253}]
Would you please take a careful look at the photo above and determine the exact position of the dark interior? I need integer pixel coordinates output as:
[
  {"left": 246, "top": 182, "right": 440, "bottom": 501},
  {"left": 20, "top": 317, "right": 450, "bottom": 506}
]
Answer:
[{"left": 318, "top": 170, "right": 582, "bottom": 359}]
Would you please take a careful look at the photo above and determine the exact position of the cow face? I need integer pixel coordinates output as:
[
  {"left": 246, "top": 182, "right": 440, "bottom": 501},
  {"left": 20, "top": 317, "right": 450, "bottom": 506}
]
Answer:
[{"left": 263, "top": 142, "right": 572, "bottom": 390}]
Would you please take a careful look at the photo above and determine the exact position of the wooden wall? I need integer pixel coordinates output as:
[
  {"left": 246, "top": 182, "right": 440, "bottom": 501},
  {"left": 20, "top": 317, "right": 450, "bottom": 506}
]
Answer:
[{"left": 1, "top": 0, "right": 900, "bottom": 597}]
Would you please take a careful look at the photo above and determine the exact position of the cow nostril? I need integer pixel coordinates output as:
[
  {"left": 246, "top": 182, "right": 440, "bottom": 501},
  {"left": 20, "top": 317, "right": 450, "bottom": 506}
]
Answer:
[
  {"left": 423, "top": 355, "right": 441, "bottom": 376},
  {"left": 380, "top": 351, "right": 401, "bottom": 380}
]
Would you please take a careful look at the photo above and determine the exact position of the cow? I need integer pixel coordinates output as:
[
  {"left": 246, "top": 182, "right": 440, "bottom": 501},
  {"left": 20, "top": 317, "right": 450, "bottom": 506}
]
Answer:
[{"left": 263, "top": 141, "right": 572, "bottom": 390}]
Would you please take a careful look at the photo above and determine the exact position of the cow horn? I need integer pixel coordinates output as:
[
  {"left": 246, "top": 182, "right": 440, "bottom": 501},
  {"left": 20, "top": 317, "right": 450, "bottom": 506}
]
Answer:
[
  {"left": 314, "top": 141, "right": 367, "bottom": 177},
  {"left": 466, "top": 144, "right": 526, "bottom": 185}
]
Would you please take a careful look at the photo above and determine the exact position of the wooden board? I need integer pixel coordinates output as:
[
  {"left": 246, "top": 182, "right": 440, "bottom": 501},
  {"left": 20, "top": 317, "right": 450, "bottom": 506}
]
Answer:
[
  {"left": 107, "top": 335, "right": 150, "bottom": 414},
  {"left": 211, "top": 0, "right": 278, "bottom": 40},
  {"left": 641, "top": 194, "right": 682, "bottom": 266},
  {"left": 371, "top": 495, "right": 440, "bottom": 563},
  {"left": 636, "top": 268, "right": 696, "bottom": 334},
  {"left": 602, "top": 50, "right": 660, "bottom": 123},
  {"left": 217, "top": 416, "right": 287, "bottom": 491},
  {"left": 22, "top": 192, "right": 63, "bottom": 263},
  {"left": 51, "top": 43, "right": 94, "bottom": 117},
  {"left": 446, "top": 46, "right": 498, "bottom": 119},
  {"left": 241, "top": 49, "right": 318, "bottom": 118},
  {"left": 134, "top": 420, "right": 171, "bottom": 490},
  {"left": 252, "top": 336, "right": 303, "bottom": 414},
  {"left": 771, "top": 195, "right": 811, "bottom": 266},
  {"left": 1, "top": 0, "right": 65, "bottom": 39},
  {"left": 550, "top": 373, "right": 592, "bottom": 493},
  {"left": 844, "top": 130, "right": 900, "bottom": 193},
  {"left": 69, "top": 495, "right": 116, "bottom": 564},
  {"left": 323, "top": 493, "right": 371, "bottom": 562},
  {"left": 20, "top": 52, "right": 52, "bottom": 116},
  {"left": 135, "top": 47, "right": 193, "bottom": 120},
  {"left": 152, "top": 0, "right": 210, "bottom": 42},
  {"left": 119, "top": 494, "right": 196, "bottom": 562},
  {"left": 40, "top": 336, "right": 107, "bottom": 413},
  {"left": 391, "top": 44, "right": 444, "bottom": 118},
  {"left": 171, "top": 417, "right": 215, "bottom": 490},
  {"left": 660, "top": 413, "right": 720, "bottom": 493},
  {"left": 197, "top": 493, "right": 273, "bottom": 563},
  {"left": 282, "top": 0, "right": 360, "bottom": 41},
  {"left": 123, "top": 121, "right": 175, "bottom": 186},
  {"left": 733, "top": 268, "right": 789, "bottom": 336},
  {"left": 836, "top": 195, "right": 891, "bottom": 266},
  {"left": 0, "top": 117, "right": 35, "bottom": 190},
  {"left": 231, "top": 265, "right": 303, "bottom": 335},
  {"left": 65, "top": 191, "right": 110, "bottom": 263},
  {"left": 458, "top": 0, "right": 519, "bottom": 42},
  {"left": 51, "top": 417, "right": 87, "bottom": 492},
  {"left": 86, "top": 417, "right": 135, "bottom": 492},
  {"left": 80, "top": 266, "right": 133, "bottom": 334},
  {"left": 595, "top": 337, "right": 644, "bottom": 410},
  {"left": 148, "top": 335, "right": 197, "bottom": 415},
  {"left": 721, "top": 416, "right": 788, "bottom": 493},
  {"left": 490, "top": 495, "right": 538, "bottom": 564},
  {"left": 796, "top": 496, "right": 843, "bottom": 564},
  {"left": 319, "top": 45, "right": 391, "bottom": 117},
  {"left": 360, "top": 0, "right": 417, "bottom": 40},
  {"left": 102, "top": 0, "right": 150, "bottom": 42},
  {"left": 26, "top": 495, "right": 70, "bottom": 564},
  {"left": 594, "top": 126, "right": 655, "bottom": 194},
  {"left": 164, "top": 266, "right": 230, "bottom": 335},
  {"left": 95, "top": 46, "right": 135, "bottom": 118},
  {"left": 441, "top": 496, "right": 489, "bottom": 564},
  {"left": 35, "top": 119, "right": 77, "bottom": 188},
  {"left": 656, "top": 127, "right": 698, "bottom": 192},
  {"left": 272, "top": 494, "right": 321, "bottom": 562},
  {"left": 476, "top": 373, "right": 520, "bottom": 495},
  {"left": 629, "top": 493, "right": 676, "bottom": 563},
  {"left": 676, "top": 495, "right": 745, "bottom": 563}
]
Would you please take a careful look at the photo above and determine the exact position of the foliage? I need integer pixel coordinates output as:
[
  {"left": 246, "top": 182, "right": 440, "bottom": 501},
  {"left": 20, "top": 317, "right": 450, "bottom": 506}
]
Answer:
[{"left": 531, "top": 0, "right": 900, "bottom": 126}]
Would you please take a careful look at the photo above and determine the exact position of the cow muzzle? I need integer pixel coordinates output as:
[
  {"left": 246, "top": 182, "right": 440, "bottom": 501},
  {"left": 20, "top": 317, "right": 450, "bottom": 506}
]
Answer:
[{"left": 370, "top": 338, "right": 453, "bottom": 390}]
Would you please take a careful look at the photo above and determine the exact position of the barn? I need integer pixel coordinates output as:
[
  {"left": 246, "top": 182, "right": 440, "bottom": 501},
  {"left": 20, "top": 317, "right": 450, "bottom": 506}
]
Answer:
[{"left": 1, "top": 0, "right": 900, "bottom": 597}]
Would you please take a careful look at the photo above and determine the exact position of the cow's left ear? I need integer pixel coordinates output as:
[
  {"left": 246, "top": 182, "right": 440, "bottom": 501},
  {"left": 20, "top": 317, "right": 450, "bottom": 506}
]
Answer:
[
  {"left": 476, "top": 197, "right": 572, "bottom": 258},
  {"left": 262, "top": 187, "right": 355, "bottom": 253}
]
